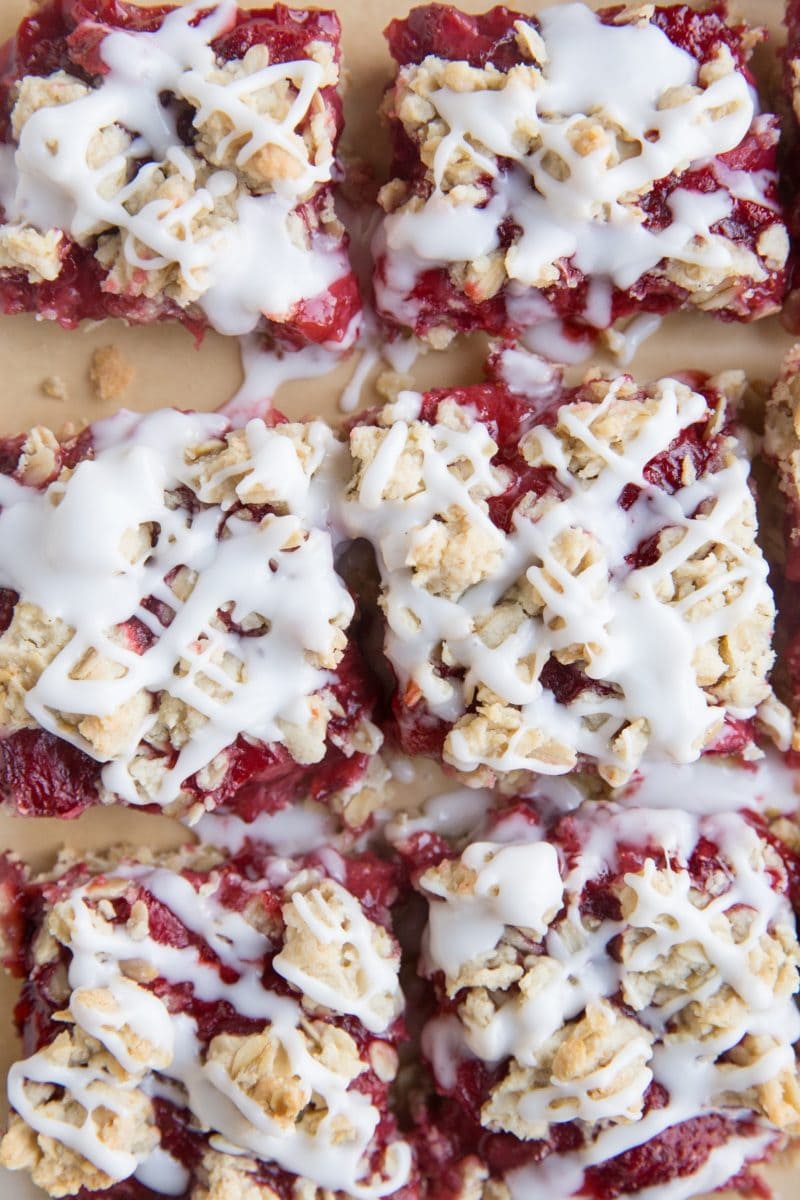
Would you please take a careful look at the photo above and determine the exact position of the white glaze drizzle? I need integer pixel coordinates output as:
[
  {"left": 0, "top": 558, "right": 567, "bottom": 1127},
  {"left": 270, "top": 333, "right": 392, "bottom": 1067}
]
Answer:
[
  {"left": 520, "top": 319, "right": 594, "bottom": 366},
  {"left": 343, "top": 379, "right": 773, "bottom": 782},
  {"left": 395, "top": 752, "right": 800, "bottom": 845},
  {"left": 7, "top": 1032, "right": 149, "bottom": 1182},
  {"left": 615, "top": 746, "right": 800, "bottom": 816},
  {"left": 0, "top": 408, "right": 353, "bottom": 808},
  {"left": 386, "top": 751, "right": 800, "bottom": 860},
  {"left": 224, "top": 318, "right": 363, "bottom": 426},
  {"left": 0, "top": 1, "right": 348, "bottom": 335},
  {"left": 7, "top": 862, "right": 410, "bottom": 1196},
  {"left": 504, "top": 1127, "right": 776, "bottom": 1200},
  {"left": 386, "top": 784, "right": 496, "bottom": 847},
  {"left": 134, "top": 1147, "right": 191, "bottom": 1196},
  {"left": 424, "top": 840, "right": 563, "bottom": 981},
  {"left": 493, "top": 346, "right": 561, "bottom": 400},
  {"left": 197, "top": 801, "right": 336, "bottom": 856},
  {"left": 611, "top": 313, "right": 665, "bottom": 366}
]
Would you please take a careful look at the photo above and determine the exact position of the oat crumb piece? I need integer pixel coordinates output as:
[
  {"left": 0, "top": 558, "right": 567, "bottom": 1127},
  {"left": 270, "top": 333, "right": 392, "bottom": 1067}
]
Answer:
[
  {"left": 89, "top": 345, "right": 135, "bottom": 403},
  {"left": 41, "top": 376, "right": 68, "bottom": 402}
]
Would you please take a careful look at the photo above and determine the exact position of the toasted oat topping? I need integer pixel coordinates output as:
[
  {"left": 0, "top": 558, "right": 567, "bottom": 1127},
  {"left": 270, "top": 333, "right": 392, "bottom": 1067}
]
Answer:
[
  {"left": 207, "top": 1019, "right": 366, "bottom": 1128},
  {"left": 0, "top": 223, "right": 64, "bottom": 283},
  {"left": 193, "top": 1151, "right": 274, "bottom": 1200},
  {"left": 343, "top": 377, "right": 777, "bottom": 787},
  {"left": 0, "top": 408, "right": 356, "bottom": 815},
  {"left": 274, "top": 875, "right": 403, "bottom": 1034},
  {"left": 481, "top": 999, "right": 655, "bottom": 1138}
]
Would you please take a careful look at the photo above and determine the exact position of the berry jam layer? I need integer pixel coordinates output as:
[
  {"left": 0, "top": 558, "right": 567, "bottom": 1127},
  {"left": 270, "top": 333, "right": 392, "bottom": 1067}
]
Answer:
[
  {"left": 342, "top": 367, "right": 781, "bottom": 789},
  {"left": 402, "top": 800, "right": 800, "bottom": 1200},
  {"left": 374, "top": 2, "right": 788, "bottom": 350},
  {"left": 0, "top": 408, "right": 380, "bottom": 821},
  {"left": 0, "top": 843, "right": 413, "bottom": 1200},
  {"left": 0, "top": 0, "right": 361, "bottom": 348}
]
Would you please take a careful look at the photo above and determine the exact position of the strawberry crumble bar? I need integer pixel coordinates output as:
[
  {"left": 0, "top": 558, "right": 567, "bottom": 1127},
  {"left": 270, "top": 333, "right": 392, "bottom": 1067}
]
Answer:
[
  {"left": 0, "top": 0, "right": 361, "bottom": 347},
  {"left": 0, "top": 842, "right": 412, "bottom": 1199},
  {"left": 342, "top": 369, "right": 781, "bottom": 788},
  {"left": 0, "top": 407, "right": 380, "bottom": 821},
  {"left": 764, "top": 347, "right": 800, "bottom": 758},
  {"left": 782, "top": 0, "right": 800, "bottom": 256},
  {"left": 403, "top": 800, "right": 800, "bottom": 1200},
  {"left": 374, "top": 2, "right": 788, "bottom": 351}
]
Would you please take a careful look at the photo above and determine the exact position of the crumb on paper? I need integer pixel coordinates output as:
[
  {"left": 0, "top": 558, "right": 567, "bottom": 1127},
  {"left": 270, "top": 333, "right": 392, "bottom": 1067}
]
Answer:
[
  {"left": 376, "top": 370, "right": 413, "bottom": 401},
  {"left": 41, "top": 376, "right": 68, "bottom": 402},
  {"left": 89, "top": 345, "right": 135, "bottom": 404}
]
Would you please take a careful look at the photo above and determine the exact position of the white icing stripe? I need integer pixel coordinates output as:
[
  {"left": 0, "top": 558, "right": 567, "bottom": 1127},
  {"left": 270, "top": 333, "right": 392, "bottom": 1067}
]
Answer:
[
  {"left": 196, "top": 801, "right": 335, "bottom": 856},
  {"left": 134, "top": 1147, "right": 191, "bottom": 1196},
  {"left": 0, "top": 1, "right": 348, "bottom": 335},
  {"left": 616, "top": 745, "right": 800, "bottom": 815},
  {"left": 343, "top": 379, "right": 775, "bottom": 784},
  {"left": 377, "top": 3, "right": 781, "bottom": 332},
  {"left": 8, "top": 863, "right": 411, "bottom": 1197},
  {"left": 70, "top": 976, "right": 176, "bottom": 1076},
  {"left": 0, "top": 408, "right": 354, "bottom": 808},
  {"left": 421, "top": 806, "right": 800, "bottom": 1197}
]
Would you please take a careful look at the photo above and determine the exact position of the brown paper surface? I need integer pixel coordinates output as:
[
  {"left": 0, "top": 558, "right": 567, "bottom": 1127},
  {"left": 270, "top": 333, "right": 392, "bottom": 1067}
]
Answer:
[{"left": 0, "top": 1, "right": 797, "bottom": 1196}]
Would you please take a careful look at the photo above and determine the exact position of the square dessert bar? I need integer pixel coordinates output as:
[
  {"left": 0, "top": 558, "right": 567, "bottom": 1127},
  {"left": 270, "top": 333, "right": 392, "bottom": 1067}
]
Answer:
[
  {"left": 784, "top": 0, "right": 800, "bottom": 238},
  {"left": 764, "top": 347, "right": 800, "bottom": 756},
  {"left": 0, "top": 843, "right": 413, "bottom": 1199},
  {"left": 0, "top": 0, "right": 361, "bottom": 347},
  {"left": 0, "top": 407, "right": 379, "bottom": 821},
  {"left": 403, "top": 800, "right": 800, "bottom": 1200},
  {"left": 342, "top": 369, "right": 781, "bottom": 788},
  {"left": 374, "top": 2, "right": 788, "bottom": 349}
]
